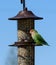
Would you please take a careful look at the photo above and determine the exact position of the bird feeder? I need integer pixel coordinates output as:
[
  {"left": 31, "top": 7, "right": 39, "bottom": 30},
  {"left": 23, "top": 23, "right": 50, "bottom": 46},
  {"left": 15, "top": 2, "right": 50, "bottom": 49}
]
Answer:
[{"left": 8, "top": 0, "right": 43, "bottom": 65}]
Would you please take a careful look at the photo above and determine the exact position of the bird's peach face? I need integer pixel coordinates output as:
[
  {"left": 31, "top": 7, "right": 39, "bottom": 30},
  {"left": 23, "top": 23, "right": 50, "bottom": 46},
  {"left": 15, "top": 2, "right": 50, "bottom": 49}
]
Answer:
[{"left": 30, "top": 29, "right": 34, "bottom": 34}]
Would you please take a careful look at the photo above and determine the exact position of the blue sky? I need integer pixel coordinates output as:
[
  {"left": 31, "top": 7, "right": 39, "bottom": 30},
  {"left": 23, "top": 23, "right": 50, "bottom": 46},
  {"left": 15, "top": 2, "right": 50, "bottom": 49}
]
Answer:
[{"left": 0, "top": 0, "right": 56, "bottom": 65}]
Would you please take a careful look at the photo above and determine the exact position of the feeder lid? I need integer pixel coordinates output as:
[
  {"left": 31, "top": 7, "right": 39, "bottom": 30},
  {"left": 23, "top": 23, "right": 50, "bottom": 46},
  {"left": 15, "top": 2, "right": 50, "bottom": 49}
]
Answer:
[{"left": 8, "top": 8, "right": 43, "bottom": 20}]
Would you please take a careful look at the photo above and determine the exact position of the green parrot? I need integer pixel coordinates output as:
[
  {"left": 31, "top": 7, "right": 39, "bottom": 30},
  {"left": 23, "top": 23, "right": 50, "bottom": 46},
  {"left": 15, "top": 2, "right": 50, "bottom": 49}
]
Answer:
[{"left": 30, "top": 29, "right": 49, "bottom": 46}]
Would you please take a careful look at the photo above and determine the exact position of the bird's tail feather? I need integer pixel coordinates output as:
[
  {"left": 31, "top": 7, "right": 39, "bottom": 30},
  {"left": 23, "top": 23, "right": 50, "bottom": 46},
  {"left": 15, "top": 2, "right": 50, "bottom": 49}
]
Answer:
[{"left": 43, "top": 42, "right": 50, "bottom": 46}]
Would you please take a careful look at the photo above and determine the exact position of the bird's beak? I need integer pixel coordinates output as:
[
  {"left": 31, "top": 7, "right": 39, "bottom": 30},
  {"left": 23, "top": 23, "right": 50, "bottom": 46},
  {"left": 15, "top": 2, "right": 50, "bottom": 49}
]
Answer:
[{"left": 29, "top": 30, "right": 31, "bottom": 34}]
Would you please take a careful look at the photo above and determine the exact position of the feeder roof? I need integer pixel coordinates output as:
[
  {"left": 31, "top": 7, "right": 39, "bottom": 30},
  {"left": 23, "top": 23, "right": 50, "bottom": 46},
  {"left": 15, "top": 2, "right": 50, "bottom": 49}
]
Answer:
[{"left": 8, "top": 8, "right": 43, "bottom": 20}]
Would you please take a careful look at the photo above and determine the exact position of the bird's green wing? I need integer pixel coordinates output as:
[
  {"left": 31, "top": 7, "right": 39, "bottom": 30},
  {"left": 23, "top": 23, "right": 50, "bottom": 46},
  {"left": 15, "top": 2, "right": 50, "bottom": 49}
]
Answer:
[
  {"left": 36, "top": 33, "right": 49, "bottom": 45},
  {"left": 32, "top": 33, "right": 43, "bottom": 45},
  {"left": 37, "top": 33, "right": 45, "bottom": 42}
]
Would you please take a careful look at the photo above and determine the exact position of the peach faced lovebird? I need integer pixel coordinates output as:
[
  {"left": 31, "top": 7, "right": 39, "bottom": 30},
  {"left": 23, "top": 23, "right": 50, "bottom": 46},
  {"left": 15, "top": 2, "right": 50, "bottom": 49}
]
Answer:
[{"left": 30, "top": 29, "right": 49, "bottom": 46}]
